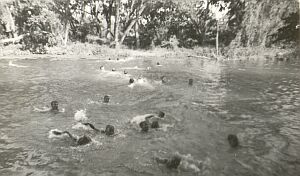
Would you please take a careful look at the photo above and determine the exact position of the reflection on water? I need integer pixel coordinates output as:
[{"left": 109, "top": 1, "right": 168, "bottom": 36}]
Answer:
[{"left": 0, "top": 58, "right": 300, "bottom": 175}]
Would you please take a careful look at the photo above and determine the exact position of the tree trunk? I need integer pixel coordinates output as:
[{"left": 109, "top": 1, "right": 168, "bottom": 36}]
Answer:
[
  {"left": 135, "top": 21, "right": 140, "bottom": 48},
  {"left": 63, "top": 0, "right": 71, "bottom": 46},
  {"left": 63, "top": 22, "right": 69, "bottom": 46},
  {"left": 114, "top": 0, "right": 121, "bottom": 48},
  {"left": 119, "top": 5, "right": 145, "bottom": 45}
]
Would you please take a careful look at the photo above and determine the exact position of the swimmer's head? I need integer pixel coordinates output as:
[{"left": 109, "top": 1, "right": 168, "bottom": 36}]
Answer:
[
  {"left": 105, "top": 125, "right": 115, "bottom": 136},
  {"left": 124, "top": 70, "right": 128, "bottom": 74},
  {"left": 166, "top": 155, "right": 181, "bottom": 169},
  {"left": 129, "top": 78, "right": 134, "bottom": 84},
  {"left": 151, "top": 120, "right": 159, "bottom": 129},
  {"left": 103, "top": 95, "right": 110, "bottom": 103},
  {"left": 157, "top": 62, "right": 160, "bottom": 65},
  {"left": 50, "top": 101, "right": 59, "bottom": 111},
  {"left": 100, "top": 65, "right": 104, "bottom": 70},
  {"left": 139, "top": 121, "right": 149, "bottom": 132},
  {"left": 188, "top": 78, "right": 193, "bottom": 86},
  {"left": 158, "top": 111, "right": 165, "bottom": 118},
  {"left": 112, "top": 68, "right": 116, "bottom": 71},
  {"left": 227, "top": 134, "right": 239, "bottom": 148},
  {"left": 77, "top": 135, "right": 92, "bottom": 146},
  {"left": 161, "top": 76, "right": 167, "bottom": 83}
]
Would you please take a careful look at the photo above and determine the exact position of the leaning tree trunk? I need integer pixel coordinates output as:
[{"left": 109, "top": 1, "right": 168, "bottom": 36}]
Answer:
[
  {"left": 1, "top": 5, "right": 16, "bottom": 38},
  {"left": 114, "top": 0, "right": 121, "bottom": 49},
  {"left": 119, "top": 5, "right": 145, "bottom": 45}
]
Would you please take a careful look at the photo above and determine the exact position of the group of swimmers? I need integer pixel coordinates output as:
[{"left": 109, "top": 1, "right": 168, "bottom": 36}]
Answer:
[
  {"left": 45, "top": 98, "right": 239, "bottom": 170},
  {"left": 42, "top": 60, "right": 240, "bottom": 171}
]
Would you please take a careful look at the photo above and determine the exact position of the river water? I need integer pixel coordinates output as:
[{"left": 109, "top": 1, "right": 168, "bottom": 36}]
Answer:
[{"left": 0, "top": 56, "right": 299, "bottom": 176}]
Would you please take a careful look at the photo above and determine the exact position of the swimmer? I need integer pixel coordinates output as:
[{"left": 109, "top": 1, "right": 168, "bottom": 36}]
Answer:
[
  {"left": 130, "top": 112, "right": 165, "bottom": 125},
  {"left": 151, "top": 120, "right": 159, "bottom": 129},
  {"left": 100, "top": 125, "right": 115, "bottom": 136},
  {"left": 129, "top": 78, "right": 134, "bottom": 84},
  {"left": 161, "top": 76, "right": 167, "bottom": 83},
  {"left": 155, "top": 152, "right": 207, "bottom": 173},
  {"left": 137, "top": 116, "right": 161, "bottom": 132},
  {"left": 227, "top": 134, "right": 239, "bottom": 148},
  {"left": 124, "top": 70, "right": 128, "bottom": 74},
  {"left": 156, "top": 155, "right": 182, "bottom": 169},
  {"left": 52, "top": 130, "right": 92, "bottom": 146},
  {"left": 50, "top": 101, "right": 59, "bottom": 111},
  {"left": 100, "top": 65, "right": 104, "bottom": 70},
  {"left": 112, "top": 68, "right": 116, "bottom": 71},
  {"left": 34, "top": 100, "right": 63, "bottom": 113},
  {"left": 103, "top": 95, "right": 110, "bottom": 103},
  {"left": 188, "top": 78, "right": 193, "bottom": 86},
  {"left": 139, "top": 121, "right": 150, "bottom": 132}
]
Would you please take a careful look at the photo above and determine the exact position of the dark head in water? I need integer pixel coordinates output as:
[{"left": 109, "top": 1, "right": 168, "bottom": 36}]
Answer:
[
  {"left": 100, "top": 65, "right": 104, "bottom": 70},
  {"left": 188, "top": 78, "right": 193, "bottom": 86},
  {"left": 103, "top": 95, "right": 110, "bottom": 103},
  {"left": 157, "top": 62, "right": 160, "bottom": 66},
  {"left": 112, "top": 68, "right": 116, "bottom": 71},
  {"left": 77, "top": 135, "right": 92, "bottom": 145},
  {"left": 50, "top": 101, "right": 59, "bottom": 111},
  {"left": 124, "top": 70, "right": 128, "bottom": 74},
  {"left": 129, "top": 78, "right": 134, "bottom": 84},
  {"left": 227, "top": 134, "right": 239, "bottom": 148},
  {"left": 104, "top": 125, "right": 115, "bottom": 136},
  {"left": 151, "top": 120, "right": 159, "bottom": 129},
  {"left": 139, "top": 121, "right": 149, "bottom": 132},
  {"left": 166, "top": 156, "right": 181, "bottom": 169},
  {"left": 161, "top": 76, "right": 167, "bottom": 83},
  {"left": 158, "top": 111, "right": 165, "bottom": 118}
]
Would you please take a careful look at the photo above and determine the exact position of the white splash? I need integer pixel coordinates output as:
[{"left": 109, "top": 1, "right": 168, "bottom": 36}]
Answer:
[
  {"left": 8, "top": 61, "right": 28, "bottom": 68},
  {"left": 128, "top": 78, "right": 155, "bottom": 89},
  {"left": 33, "top": 106, "right": 51, "bottom": 112},
  {"left": 121, "top": 66, "right": 145, "bottom": 70},
  {"left": 160, "top": 124, "right": 174, "bottom": 132},
  {"left": 130, "top": 114, "right": 154, "bottom": 125},
  {"left": 72, "top": 123, "right": 90, "bottom": 130},
  {"left": 74, "top": 109, "right": 88, "bottom": 122}
]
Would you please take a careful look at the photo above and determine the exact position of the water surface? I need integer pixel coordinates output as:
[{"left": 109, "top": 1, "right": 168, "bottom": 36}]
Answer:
[{"left": 0, "top": 57, "right": 300, "bottom": 176}]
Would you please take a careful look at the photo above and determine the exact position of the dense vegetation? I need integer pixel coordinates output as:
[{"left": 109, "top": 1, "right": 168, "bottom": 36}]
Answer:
[{"left": 0, "top": 0, "right": 299, "bottom": 54}]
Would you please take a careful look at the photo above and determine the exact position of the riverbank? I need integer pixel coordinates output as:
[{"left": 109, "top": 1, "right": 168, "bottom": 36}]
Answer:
[{"left": 0, "top": 43, "right": 298, "bottom": 61}]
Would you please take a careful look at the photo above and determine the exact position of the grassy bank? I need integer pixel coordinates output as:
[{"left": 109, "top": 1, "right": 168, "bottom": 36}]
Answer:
[{"left": 0, "top": 43, "right": 298, "bottom": 61}]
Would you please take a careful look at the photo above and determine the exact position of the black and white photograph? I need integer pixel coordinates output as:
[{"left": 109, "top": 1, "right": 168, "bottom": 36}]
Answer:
[{"left": 0, "top": 0, "right": 299, "bottom": 175}]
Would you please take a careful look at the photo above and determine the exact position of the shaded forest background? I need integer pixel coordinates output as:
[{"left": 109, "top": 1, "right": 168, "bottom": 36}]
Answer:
[{"left": 0, "top": 0, "right": 299, "bottom": 54}]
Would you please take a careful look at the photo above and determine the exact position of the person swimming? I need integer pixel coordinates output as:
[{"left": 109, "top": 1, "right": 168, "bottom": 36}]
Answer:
[
  {"left": 50, "top": 101, "right": 59, "bottom": 111},
  {"left": 103, "top": 95, "right": 110, "bottom": 103},
  {"left": 51, "top": 130, "right": 92, "bottom": 146},
  {"left": 100, "top": 125, "right": 115, "bottom": 136},
  {"left": 34, "top": 100, "right": 64, "bottom": 113},
  {"left": 130, "top": 112, "right": 165, "bottom": 132},
  {"left": 156, "top": 155, "right": 182, "bottom": 169},
  {"left": 139, "top": 118, "right": 160, "bottom": 132},
  {"left": 227, "top": 134, "right": 239, "bottom": 148},
  {"left": 161, "top": 76, "right": 167, "bottom": 83},
  {"left": 129, "top": 78, "right": 134, "bottom": 84}
]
